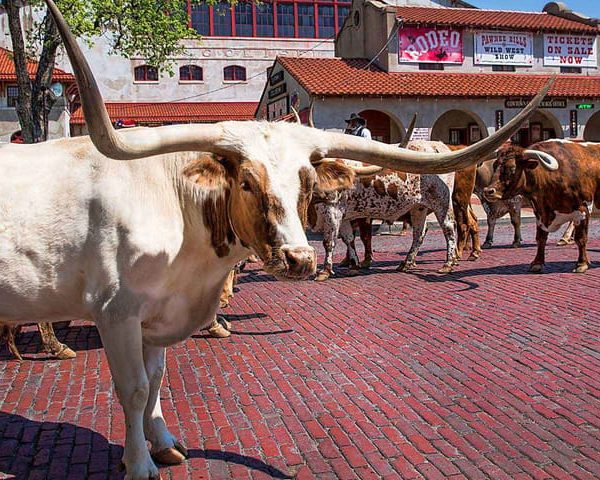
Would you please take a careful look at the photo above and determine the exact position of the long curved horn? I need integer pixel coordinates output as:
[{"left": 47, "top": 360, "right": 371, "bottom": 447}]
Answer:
[
  {"left": 314, "top": 77, "right": 555, "bottom": 174},
  {"left": 399, "top": 113, "right": 417, "bottom": 148},
  {"left": 523, "top": 150, "right": 559, "bottom": 170},
  {"left": 308, "top": 100, "right": 315, "bottom": 128},
  {"left": 46, "top": 0, "right": 227, "bottom": 160},
  {"left": 290, "top": 106, "right": 301, "bottom": 124}
]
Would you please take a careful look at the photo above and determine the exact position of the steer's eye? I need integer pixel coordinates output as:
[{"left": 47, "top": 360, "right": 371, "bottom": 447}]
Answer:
[{"left": 240, "top": 181, "right": 252, "bottom": 192}]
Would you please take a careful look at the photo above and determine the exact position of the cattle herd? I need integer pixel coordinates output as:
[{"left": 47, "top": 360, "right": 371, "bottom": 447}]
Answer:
[{"left": 0, "top": 2, "right": 597, "bottom": 479}]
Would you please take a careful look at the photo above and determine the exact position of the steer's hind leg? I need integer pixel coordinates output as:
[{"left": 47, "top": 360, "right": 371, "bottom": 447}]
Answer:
[
  {"left": 397, "top": 208, "right": 428, "bottom": 272},
  {"left": 340, "top": 221, "right": 360, "bottom": 275},
  {"left": 38, "top": 323, "right": 76, "bottom": 360},
  {"left": 573, "top": 209, "right": 590, "bottom": 273},
  {"left": 96, "top": 310, "right": 160, "bottom": 480},
  {"left": 509, "top": 204, "right": 523, "bottom": 248},
  {"left": 143, "top": 344, "right": 188, "bottom": 465},
  {"left": 434, "top": 204, "right": 457, "bottom": 274}
]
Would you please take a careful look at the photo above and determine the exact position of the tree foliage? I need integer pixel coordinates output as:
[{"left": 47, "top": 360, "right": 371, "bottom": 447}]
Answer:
[{"left": 6, "top": 0, "right": 215, "bottom": 143}]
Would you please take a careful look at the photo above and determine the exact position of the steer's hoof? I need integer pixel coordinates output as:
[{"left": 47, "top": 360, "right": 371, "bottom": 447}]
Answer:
[
  {"left": 573, "top": 263, "right": 589, "bottom": 274},
  {"left": 338, "top": 258, "right": 351, "bottom": 268},
  {"left": 56, "top": 345, "right": 77, "bottom": 360},
  {"left": 361, "top": 258, "right": 372, "bottom": 269},
  {"left": 315, "top": 270, "right": 332, "bottom": 282},
  {"left": 468, "top": 252, "right": 480, "bottom": 261},
  {"left": 528, "top": 264, "right": 544, "bottom": 274},
  {"left": 438, "top": 264, "right": 454, "bottom": 274},
  {"left": 152, "top": 445, "right": 187, "bottom": 465},
  {"left": 208, "top": 319, "right": 231, "bottom": 338},
  {"left": 396, "top": 261, "right": 413, "bottom": 272},
  {"left": 511, "top": 241, "right": 522, "bottom": 248},
  {"left": 482, "top": 241, "right": 493, "bottom": 249}
]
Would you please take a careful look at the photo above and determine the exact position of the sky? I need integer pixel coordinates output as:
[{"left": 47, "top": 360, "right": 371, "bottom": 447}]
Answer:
[{"left": 473, "top": 0, "right": 599, "bottom": 17}]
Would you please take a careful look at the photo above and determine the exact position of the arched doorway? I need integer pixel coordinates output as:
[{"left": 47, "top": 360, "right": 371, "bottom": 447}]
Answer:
[
  {"left": 583, "top": 111, "right": 600, "bottom": 141},
  {"left": 430, "top": 110, "right": 487, "bottom": 146},
  {"left": 358, "top": 110, "right": 403, "bottom": 144},
  {"left": 512, "top": 110, "right": 563, "bottom": 147}
]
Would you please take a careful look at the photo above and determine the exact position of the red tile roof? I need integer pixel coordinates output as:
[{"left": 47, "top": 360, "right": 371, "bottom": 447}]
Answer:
[
  {"left": 396, "top": 6, "right": 599, "bottom": 33},
  {"left": 278, "top": 57, "right": 600, "bottom": 98},
  {"left": 0, "top": 47, "right": 74, "bottom": 82},
  {"left": 70, "top": 101, "right": 259, "bottom": 125}
]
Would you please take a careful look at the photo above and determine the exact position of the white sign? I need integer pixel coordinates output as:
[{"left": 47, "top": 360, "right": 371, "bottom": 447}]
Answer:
[
  {"left": 410, "top": 128, "right": 430, "bottom": 141},
  {"left": 474, "top": 31, "right": 533, "bottom": 66},
  {"left": 544, "top": 34, "right": 597, "bottom": 67}
]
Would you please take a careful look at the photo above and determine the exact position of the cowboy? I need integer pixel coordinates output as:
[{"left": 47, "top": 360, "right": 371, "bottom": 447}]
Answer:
[{"left": 344, "top": 113, "right": 372, "bottom": 140}]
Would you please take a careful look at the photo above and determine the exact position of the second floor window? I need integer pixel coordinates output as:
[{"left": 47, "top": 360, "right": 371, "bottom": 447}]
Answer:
[
  {"left": 186, "top": 0, "right": 350, "bottom": 38},
  {"left": 224, "top": 65, "right": 247, "bottom": 81},
  {"left": 134, "top": 65, "right": 158, "bottom": 82},
  {"left": 180, "top": 65, "right": 203, "bottom": 81}
]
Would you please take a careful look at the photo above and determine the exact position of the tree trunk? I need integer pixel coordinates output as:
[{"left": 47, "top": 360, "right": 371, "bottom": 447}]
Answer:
[
  {"left": 31, "top": 12, "right": 61, "bottom": 142},
  {"left": 5, "top": 0, "right": 34, "bottom": 143}
]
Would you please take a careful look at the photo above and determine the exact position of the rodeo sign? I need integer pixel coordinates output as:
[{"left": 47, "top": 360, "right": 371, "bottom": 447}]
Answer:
[{"left": 474, "top": 31, "right": 533, "bottom": 66}]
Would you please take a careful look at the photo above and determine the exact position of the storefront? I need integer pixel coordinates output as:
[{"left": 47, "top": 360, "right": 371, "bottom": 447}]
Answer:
[{"left": 257, "top": 1, "right": 600, "bottom": 145}]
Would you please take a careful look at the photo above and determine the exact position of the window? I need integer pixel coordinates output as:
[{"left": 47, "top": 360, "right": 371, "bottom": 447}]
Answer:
[
  {"left": 256, "top": 3, "right": 274, "bottom": 37},
  {"left": 134, "top": 65, "right": 158, "bottom": 82},
  {"left": 7, "top": 85, "right": 19, "bottom": 108},
  {"left": 277, "top": 3, "right": 295, "bottom": 38},
  {"left": 419, "top": 63, "right": 444, "bottom": 70},
  {"left": 213, "top": 1, "right": 232, "bottom": 36},
  {"left": 561, "top": 66, "right": 582, "bottom": 74},
  {"left": 297, "top": 4, "right": 315, "bottom": 38},
  {"left": 492, "top": 65, "right": 516, "bottom": 72},
  {"left": 318, "top": 5, "right": 335, "bottom": 38},
  {"left": 235, "top": 2, "right": 253, "bottom": 36},
  {"left": 184, "top": 0, "right": 350, "bottom": 38},
  {"left": 191, "top": 3, "right": 210, "bottom": 35},
  {"left": 224, "top": 65, "right": 247, "bottom": 82},
  {"left": 180, "top": 65, "right": 203, "bottom": 82}
]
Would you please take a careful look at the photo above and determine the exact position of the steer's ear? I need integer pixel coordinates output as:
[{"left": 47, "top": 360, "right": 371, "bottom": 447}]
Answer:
[
  {"left": 182, "top": 154, "right": 229, "bottom": 191},
  {"left": 314, "top": 161, "right": 355, "bottom": 194}
]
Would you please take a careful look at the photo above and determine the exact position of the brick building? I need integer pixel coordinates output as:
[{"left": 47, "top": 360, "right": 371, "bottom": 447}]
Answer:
[{"left": 257, "top": 1, "right": 600, "bottom": 144}]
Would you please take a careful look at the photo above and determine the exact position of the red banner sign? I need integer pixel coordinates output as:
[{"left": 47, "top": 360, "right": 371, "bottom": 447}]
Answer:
[{"left": 398, "top": 27, "right": 464, "bottom": 64}]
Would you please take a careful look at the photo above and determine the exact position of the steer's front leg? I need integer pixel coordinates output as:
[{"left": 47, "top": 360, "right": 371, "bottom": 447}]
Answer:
[
  {"left": 529, "top": 224, "right": 549, "bottom": 273},
  {"left": 96, "top": 313, "right": 159, "bottom": 480},
  {"left": 143, "top": 344, "right": 188, "bottom": 465}
]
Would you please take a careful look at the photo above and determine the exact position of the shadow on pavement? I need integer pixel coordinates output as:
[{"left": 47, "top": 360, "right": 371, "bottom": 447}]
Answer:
[{"left": 0, "top": 413, "right": 297, "bottom": 479}]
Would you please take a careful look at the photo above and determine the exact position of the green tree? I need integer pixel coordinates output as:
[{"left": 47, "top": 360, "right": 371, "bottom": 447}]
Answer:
[{"left": 5, "top": 0, "right": 203, "bottom": 143}]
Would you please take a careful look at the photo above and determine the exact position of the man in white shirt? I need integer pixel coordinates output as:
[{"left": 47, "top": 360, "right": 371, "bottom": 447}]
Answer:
[{"left": 344, "top": 113, "right": 372, "bottom": 140}]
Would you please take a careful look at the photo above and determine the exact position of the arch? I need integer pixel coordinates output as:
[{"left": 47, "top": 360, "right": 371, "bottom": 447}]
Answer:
[
  {"left": 431, "top": 109, "right": 488, "bottom": 146},
  {"left": 583, "top": 111, "right": 600, "bottom": 141},
  {"left": 223, "top": 65, "right": 247, "bottom": 81},
  {"left": 357, "top": 109, "right": 404, "bottom": 144},
  {"left": 511, "top": 109, "right": 563, "bottom": 147},
  {"left": 179, "top": 65, "right": 203, "bottom": 82},
  {"left": 134, "top": 65, "right": 158, "bottom": 82}
]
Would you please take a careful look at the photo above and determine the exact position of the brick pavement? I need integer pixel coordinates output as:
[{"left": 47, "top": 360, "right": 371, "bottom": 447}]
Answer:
[{"left": 0, "top": 222, "right": 599, "bottom": 479}]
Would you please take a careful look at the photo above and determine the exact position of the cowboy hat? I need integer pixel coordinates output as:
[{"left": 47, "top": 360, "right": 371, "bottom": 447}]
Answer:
[{"left": 345, "top": 113, "right": 366, "bottom": 125}]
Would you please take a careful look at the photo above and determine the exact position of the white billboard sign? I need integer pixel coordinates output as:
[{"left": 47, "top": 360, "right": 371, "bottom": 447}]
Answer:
[
  {"left": 544, "top": 34, "right": 597, "bottom": 67},
  {"left": 474, "top": 31, "right": 533, "bottom": 66}
]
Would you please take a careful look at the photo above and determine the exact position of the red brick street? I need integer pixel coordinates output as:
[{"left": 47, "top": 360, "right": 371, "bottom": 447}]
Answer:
[{"left": 1, "top": 221, "right": 599, "bottom": 480}]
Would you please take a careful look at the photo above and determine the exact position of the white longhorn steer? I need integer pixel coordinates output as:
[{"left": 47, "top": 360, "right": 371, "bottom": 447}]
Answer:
[{"left": 0, "top": 2, "right": 552, "bottom": 479}]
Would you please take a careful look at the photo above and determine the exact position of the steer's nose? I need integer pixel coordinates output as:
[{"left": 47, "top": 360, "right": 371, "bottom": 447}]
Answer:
[
  {"left": 282, "top": 246, "right": 317, "bottom": 278},
  {"left": 483, "top": 187, "right": 497, "bottom": 199}
]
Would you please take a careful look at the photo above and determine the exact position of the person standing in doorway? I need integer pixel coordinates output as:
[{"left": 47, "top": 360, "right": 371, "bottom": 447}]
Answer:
[{"left": 344, "top": 113, "right": 372, "bottom": 140}]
